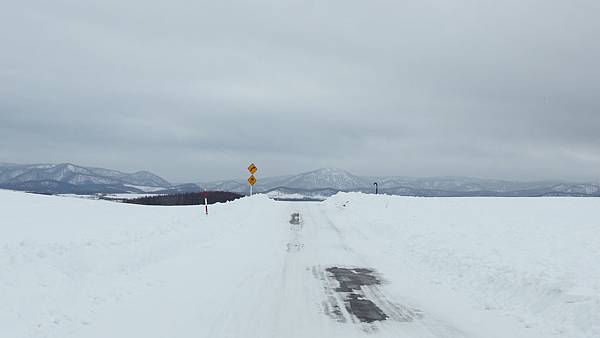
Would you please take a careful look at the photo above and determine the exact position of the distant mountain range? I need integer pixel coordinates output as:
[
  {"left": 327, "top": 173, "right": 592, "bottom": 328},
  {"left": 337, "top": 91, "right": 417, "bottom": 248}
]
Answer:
[
  {"left": 201, "top": 168, "right": 600, "bottom": 198},
  {"left": 1, "top": 163, "right": 600, "bottom": 198},
  {"left": 0, "top": 163, "right": 199, "bottom": 195}
]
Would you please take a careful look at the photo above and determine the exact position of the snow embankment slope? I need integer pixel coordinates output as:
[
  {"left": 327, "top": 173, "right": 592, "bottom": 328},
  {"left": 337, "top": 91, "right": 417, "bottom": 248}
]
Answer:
[
  {"left": 0, "top": 189, "right": 288, "bottom": 338},
  {"left": 1, "top": 189, "right": 598, "bottom": 338},
  {"left": 324, "top": 193, "right": 600, "bottom": 338}
]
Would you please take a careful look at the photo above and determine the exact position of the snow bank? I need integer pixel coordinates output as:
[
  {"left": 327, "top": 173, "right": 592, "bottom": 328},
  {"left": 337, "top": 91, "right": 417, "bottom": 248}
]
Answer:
[
  {"left": 0, "top": 190, "right": 280, "bottom": 338},
  {"left": 1, "top": 189, "right": 598, "bottom": 338},
  {"left": 323, "top": 193, "right": 600, "bottom": 338}
]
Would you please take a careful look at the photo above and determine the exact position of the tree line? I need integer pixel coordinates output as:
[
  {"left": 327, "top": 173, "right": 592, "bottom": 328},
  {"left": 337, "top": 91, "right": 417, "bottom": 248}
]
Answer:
[{"left": 124, "top": 191, "right": 243, "bottom": 206}]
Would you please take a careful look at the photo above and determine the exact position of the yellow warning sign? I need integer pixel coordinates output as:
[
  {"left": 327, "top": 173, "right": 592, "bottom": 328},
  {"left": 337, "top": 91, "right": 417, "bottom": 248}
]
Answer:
[
  {"left": 247, "top": 175, "right": 256, "bottom": 186},
  {"left": 248, "top": 163, "right": 257, "bottom": 174}
]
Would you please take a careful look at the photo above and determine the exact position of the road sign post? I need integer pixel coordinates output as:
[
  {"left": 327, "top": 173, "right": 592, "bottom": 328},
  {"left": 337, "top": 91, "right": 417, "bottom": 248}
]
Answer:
[{"left": 247, "top": 163, "right": 257, "bottom": 196}]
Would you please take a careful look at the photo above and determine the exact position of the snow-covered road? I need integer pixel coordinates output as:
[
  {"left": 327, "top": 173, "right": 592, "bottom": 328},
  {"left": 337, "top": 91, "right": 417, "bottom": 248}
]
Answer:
[{"left": 1, "top": 190, "right": 598, "bottom": 338}]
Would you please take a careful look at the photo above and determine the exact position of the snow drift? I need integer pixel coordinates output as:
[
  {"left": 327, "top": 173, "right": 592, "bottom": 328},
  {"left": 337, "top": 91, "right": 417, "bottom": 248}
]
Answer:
[{"left": 0, "top": 189, "right": 598, "bottom": 338}]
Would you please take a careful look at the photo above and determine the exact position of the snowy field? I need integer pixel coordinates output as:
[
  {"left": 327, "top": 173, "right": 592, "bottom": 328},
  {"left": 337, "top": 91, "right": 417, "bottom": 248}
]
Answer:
[{"left": 1, "top": 189, "right": 598, "bottom": 338}]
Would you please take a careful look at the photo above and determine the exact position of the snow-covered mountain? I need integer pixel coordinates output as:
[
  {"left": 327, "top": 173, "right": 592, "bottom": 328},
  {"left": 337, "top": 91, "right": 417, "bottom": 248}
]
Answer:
[
  {"left": 2, "top": 163, "right": 599, "bottom": 197},
  {"left": 201, "top": 168, "right": 600, "bottom": 198},
  {"left": 0, "top": 163, "right": 173, "bottom": 194},
  {"left": 85, "top": 167, "right": 171, "bottom": 188},
  {"left": 200, "top": 168, "right": 367, "bottom": 193},
  {"left": 281, "top": 168, "right": 368, "bottom": 190}
]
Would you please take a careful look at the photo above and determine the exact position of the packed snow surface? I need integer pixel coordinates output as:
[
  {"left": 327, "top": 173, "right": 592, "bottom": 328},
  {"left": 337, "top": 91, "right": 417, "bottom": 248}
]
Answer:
[{"left": 1, "top": 190, "right": 598, "bottom": 338}]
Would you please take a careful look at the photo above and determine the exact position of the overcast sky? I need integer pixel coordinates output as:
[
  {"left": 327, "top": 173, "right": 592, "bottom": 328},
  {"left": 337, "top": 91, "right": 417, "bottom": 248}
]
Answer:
[{"left": 1, "top": 0, "right": 599, "bottom": 182}]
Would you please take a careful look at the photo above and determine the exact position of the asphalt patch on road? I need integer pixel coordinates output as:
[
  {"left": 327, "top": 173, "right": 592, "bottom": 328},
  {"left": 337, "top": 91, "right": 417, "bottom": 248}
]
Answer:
[{"left": 326, "top": 267, "right": 388, "bottom": 323}]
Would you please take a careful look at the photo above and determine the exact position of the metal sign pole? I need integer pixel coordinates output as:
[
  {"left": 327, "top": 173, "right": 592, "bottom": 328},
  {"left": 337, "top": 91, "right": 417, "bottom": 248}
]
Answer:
[{"left": 247, "top": 163, "right": 257, "bottom": 196}]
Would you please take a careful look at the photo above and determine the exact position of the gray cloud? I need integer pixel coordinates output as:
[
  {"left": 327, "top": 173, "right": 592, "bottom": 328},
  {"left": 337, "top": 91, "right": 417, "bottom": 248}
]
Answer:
[{"left": 1, "top": 0, "right": 599, "bottom": 181}]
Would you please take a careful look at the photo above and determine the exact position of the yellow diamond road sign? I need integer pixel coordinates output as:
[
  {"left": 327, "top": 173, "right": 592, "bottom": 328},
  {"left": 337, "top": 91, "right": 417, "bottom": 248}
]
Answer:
[
  {"left": 248, "top": 175, "right": 256, "bottom": 186},
  {"left": 248, "top": 163, "right": 257, "bottom": 174}
]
